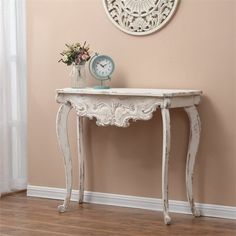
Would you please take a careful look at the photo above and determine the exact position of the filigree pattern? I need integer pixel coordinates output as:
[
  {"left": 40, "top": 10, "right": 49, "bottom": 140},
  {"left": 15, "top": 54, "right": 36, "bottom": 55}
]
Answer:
[
  {"left": 103, "top": 0, "right": 179, "bottom": 35},
  {"left": 66, "top": 95, "right": 161, "bottom": 127}
]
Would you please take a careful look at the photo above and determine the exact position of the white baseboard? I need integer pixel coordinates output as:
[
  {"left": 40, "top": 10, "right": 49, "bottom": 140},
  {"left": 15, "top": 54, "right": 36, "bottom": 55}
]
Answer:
[{"left": 27, "top": 185, "right": 236, "bottom": 220}]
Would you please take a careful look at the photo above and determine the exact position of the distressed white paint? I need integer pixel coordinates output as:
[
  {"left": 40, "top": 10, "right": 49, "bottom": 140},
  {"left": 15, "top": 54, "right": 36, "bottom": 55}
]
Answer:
[
  {"left": 161, "top": 107, "right": 171, "bottom": 224},
  {"left": 71, "top": 96, "right": 161, "bottom": 127},
  {"left": 56, "top": 103, "right": 72, "bottom": 213},
  {"left": 77, "top": 116, "right": 85, "bottom": 204},
  {"left": 57, "top": 88, "right": 201, "bottom": 97},
  {"left": 56, "top": 88, "right": 202, "bottom": 224},
  {"left": 184, "top": 106, "right": 201, "bottom": 217},
  {"left": 103, "top": 0, "right": 180, "bottom": 36}
]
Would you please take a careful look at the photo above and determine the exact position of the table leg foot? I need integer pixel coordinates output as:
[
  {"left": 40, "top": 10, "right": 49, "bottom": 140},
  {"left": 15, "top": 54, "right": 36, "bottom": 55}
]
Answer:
[
  {"left": 193, "top": 208, "right": 201, "bottom": 217},
  {"left": 164, "top": 214, "right": 171, "bottom": 225},
  {"left": 58, "top": 204, "right": 67, "bottom": 213}
]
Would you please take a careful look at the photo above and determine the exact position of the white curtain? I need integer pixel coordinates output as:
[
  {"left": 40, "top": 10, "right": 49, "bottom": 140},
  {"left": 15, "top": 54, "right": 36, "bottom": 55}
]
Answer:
[{"left": 0, "top": 0, "right": 27, "bottom": 196}]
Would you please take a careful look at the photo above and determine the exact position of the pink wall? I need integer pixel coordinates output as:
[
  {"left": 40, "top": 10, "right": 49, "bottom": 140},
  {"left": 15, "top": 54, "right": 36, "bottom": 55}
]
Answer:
[{"left": 27, "top": 0, "right": 236, "bottom": 206}]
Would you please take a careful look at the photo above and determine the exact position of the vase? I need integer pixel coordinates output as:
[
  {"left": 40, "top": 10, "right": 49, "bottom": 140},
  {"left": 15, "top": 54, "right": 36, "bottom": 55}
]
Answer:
[{"left": 70, "top": 63, "right": 87, "bottom": 88}]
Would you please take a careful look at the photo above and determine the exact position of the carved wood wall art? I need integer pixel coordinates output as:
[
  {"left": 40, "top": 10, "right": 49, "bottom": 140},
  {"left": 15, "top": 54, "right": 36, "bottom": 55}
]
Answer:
[{"left": 103, "top": 0, "right": 180, "bottom": 36}]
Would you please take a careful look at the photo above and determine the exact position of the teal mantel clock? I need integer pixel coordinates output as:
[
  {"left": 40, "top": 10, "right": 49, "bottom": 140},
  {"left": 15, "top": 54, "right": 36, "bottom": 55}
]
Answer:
[{"left": 89, "top": 53, "right": 115, "bottom": 89}]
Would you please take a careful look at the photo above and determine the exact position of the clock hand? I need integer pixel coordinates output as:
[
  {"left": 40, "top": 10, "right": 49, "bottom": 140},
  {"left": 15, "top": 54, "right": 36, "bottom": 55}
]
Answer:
[
  {"left": 102, "top": 63, "right": 109, "bottom": 67},
  {"left": 97, "top": 62, "right": 104, "bottom": 68}
]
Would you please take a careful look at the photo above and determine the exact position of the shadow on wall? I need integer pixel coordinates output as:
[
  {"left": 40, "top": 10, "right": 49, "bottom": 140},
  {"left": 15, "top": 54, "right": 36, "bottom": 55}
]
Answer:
[
  {"left": 85, "top": 111, "right": 163, "bottom": 196},
  {"left": 195, "top": 95, "right": 234, "bottom": 204},
  {"left": 84, "top": 109, "right": 190, "bottom": 199},
  {"left": 111, "top": 69, "right": 127, "bottom": 88}
]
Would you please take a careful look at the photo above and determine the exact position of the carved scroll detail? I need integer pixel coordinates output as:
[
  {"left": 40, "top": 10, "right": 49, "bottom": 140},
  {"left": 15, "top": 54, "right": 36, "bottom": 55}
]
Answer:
[
  {"left": 103, "top": 0, "right": 179, "bottom": 35},
  {"left": 67, "top": 96, "right": 161, "bottom": 127}
]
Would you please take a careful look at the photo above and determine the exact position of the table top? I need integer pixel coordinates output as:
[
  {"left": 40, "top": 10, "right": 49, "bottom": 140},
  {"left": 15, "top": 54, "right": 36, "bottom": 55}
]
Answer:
[{"left": 57, "top": 88, "right": 202, "bottom": 98}]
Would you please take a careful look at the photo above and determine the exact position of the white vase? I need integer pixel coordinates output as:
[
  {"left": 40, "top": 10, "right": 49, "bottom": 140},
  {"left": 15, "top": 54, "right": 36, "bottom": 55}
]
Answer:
[{"left": 70, "top": 63, "right": 87, "bottom": 88}]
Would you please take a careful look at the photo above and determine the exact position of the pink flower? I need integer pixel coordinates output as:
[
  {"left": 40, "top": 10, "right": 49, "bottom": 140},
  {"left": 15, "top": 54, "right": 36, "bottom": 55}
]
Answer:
[
  {"left": 81, "top": 53, "right": 89, "bottom": 61},
  {"left": 75, "top": 57, "right": 81, "bottom": 65}
]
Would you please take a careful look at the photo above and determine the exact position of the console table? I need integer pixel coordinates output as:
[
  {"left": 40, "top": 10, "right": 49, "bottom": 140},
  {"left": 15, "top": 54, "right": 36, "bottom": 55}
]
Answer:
[{"left": 56, "top": 88, "right": 202, "bottom": 224}]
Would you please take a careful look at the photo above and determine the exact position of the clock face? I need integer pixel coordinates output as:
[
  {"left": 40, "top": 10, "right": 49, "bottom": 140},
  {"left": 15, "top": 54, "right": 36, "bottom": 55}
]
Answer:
[{"left": 89, "top": 55, "right": 115, "bottom": 80}]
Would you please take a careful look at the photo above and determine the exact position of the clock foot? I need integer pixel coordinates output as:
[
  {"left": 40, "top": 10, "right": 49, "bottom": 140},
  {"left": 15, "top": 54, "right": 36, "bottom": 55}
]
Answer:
[{"left": 93, "top": 85, "right": 110, "bottom": 89}]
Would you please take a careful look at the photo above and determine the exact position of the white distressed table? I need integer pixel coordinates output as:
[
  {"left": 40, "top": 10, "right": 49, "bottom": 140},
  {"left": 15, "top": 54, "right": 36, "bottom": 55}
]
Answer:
[{"left": 56, "top": 88, "right": 202, "bottom": 225}]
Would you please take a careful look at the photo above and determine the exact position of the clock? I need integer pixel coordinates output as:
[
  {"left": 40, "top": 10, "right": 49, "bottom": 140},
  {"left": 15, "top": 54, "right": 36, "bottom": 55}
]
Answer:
[{"left": 89, "top": 53, "right": 115, "bottom": 89}]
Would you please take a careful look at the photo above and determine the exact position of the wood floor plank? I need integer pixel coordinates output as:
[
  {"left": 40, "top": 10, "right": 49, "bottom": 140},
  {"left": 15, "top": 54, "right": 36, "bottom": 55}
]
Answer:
[{"left": 0, "top": 192, "right": 235, "bottom": 236}]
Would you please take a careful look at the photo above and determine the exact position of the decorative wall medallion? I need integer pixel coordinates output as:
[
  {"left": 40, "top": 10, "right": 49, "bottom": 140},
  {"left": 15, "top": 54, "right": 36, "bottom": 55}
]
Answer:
[{"left": 103, "top": 0, "right": 180, "bottom": 36}]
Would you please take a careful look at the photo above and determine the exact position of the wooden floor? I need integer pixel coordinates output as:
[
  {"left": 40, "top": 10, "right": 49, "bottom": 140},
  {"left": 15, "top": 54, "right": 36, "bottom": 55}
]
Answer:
[{"left": 0, "top": 192, "right": 235, "bottom": 236}]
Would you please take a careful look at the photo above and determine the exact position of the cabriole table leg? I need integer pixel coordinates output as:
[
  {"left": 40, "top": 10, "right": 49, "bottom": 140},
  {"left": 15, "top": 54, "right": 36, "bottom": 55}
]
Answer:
[
  {"left": 77, "top": 116, "right": 85, "bottom": 204},
  {"left": 184, "top": 106, "right": 201, "bottom": 217},
  {"left": 56, "top": 103, "right": 73, "bottom": 213},
  {"left": 161, "top": 108, "right": 171, "bottom": 225}
]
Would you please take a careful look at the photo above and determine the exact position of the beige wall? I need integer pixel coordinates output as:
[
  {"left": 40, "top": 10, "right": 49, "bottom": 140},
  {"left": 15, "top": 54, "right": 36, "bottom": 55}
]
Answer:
[{"left": 27, "top": 0, "right": 236, "bottom": 206}]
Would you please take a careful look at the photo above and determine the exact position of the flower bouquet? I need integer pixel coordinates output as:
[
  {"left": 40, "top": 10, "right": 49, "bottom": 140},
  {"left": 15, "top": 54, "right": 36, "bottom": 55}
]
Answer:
[{"left": 59, "top": 42, "right": 91, "bottom": 88}]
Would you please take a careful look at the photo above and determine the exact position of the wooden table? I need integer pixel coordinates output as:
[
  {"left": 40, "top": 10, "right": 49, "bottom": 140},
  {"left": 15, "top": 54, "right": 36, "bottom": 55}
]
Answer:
[{"left": 56, "top": 88, "right": 202, "bottom": 224}]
